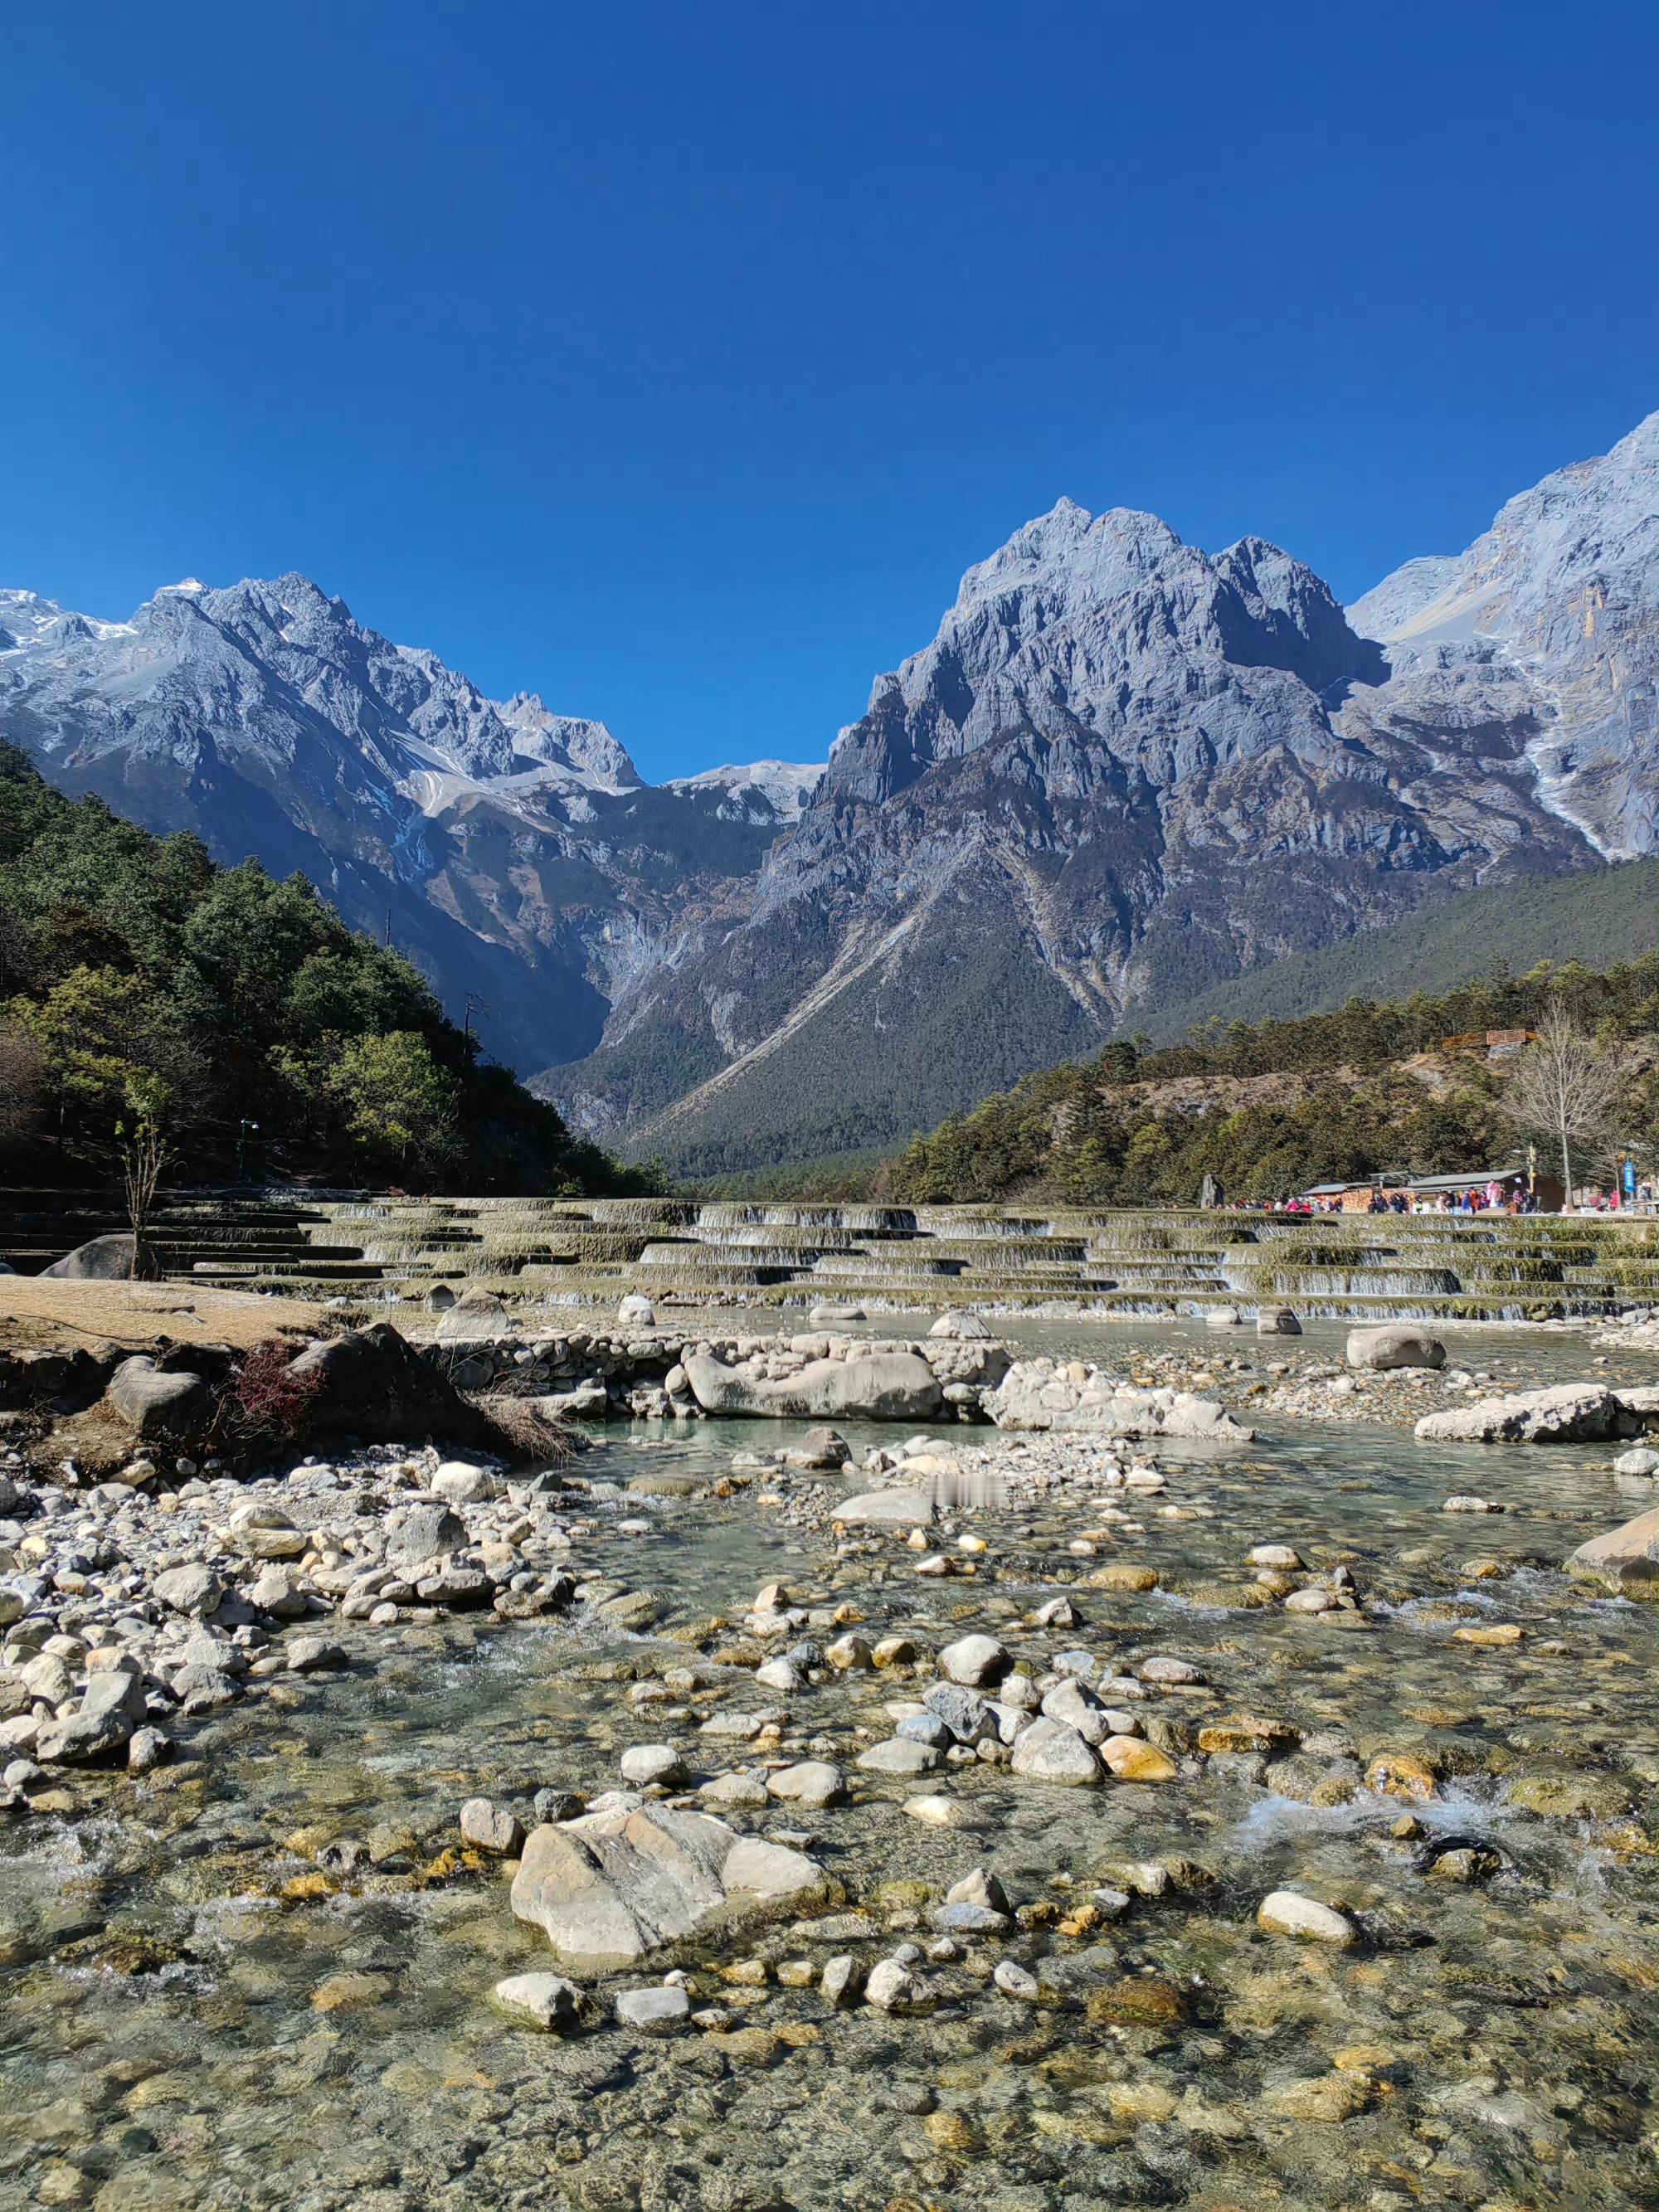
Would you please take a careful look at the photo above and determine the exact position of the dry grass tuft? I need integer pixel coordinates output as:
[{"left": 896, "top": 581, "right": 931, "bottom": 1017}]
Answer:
[{"left": 468, "top": 1389, "right": 580, "bottom": 1466}]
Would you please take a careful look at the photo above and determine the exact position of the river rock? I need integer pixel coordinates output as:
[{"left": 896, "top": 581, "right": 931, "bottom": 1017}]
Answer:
[
  {"left": 937, "top": 1634, "right": 1008, "bottom": 1687},
  {"left": 988, "top": 1364, "right": 1253, "bottom": 1441},
  {"left": 1613, "top": 1446, "right": 1659, "bottom": 1477},
  {"left": 1565, "top": 1506, "right": 1659, "bottom": 1597},
  {"left": 928, "top": 1312, "right": 990, "bottom": 1339},
  {"left": 922, "top": 1684, "right": 997, "bottom": 1743},
  {"left": 786, "top": 1426, "right": 852, "bottom": 1470},
  {"left": 830, "top": 1488, "right": 933, "bottom": 1528},
  {"left": 385, "top": 1503, "right": 469, "bottom": 1569},
  {"left": 616, "top": 1296, "right": 656, "bottom": 1325},
  {"left": 1348, "top": 1325, "right": 1446, "bottom": 1371},
  {"left": 1416, "top": 1383, "right": 1625, "bottom": 1445},
  {"left": 766, "top": 1761, "right": 844, "bottom": 1807},
  {"left": 620, "top": 1745, "right": 688, "bottom": 1788},
  {"left": 462, "top": 1796, "right": 527, "bottom": 1853},
  {"left": 36, "top": 1670, "right": 146, "bottom": 1764},
  {"left": 491, "top": 1971, "right": 584, "bottom": 2031},
  {"left": 1009, "top": 1718, "right": 1102, "bottom": 1786},
  {"left": 510, "top": 1804, "right": 825, "bottom": 1973},
  {"left": 856, "top": 1738, "right": 941, "bottom": 1776},
  {"left": 153, "top": 1563, "right": 223, "bottom": 1617},
  {"left": 1256, "top": 1305, "right": 1301, "bottom": 1335},
  {"left": 864, "top": 1958, "right": 927, "bottom": 2013},
  {"left": 615, "top": 1984, "right": 689, "bottom": 2035},
  {"left": 1257, "top": 1889, "right": 1356, "bottom": 1944}
]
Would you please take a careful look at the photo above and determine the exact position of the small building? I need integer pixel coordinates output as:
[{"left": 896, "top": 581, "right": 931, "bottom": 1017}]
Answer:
[{"left": 1292, "top": 1164, "right": 1567, "bottom": 1213}]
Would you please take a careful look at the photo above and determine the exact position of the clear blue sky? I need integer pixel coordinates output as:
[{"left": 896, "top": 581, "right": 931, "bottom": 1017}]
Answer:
[{"left": 5, "top": 1, "right": 1657, "bottom": 783}]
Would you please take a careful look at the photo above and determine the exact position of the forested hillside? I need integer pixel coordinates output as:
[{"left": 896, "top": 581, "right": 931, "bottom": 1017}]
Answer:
[
  {"left": 880, "top": 958, "right": 1659, "bottom": 1206},
  {"left": 0, "top": 743, "right": 654, "bottom": 1195}
]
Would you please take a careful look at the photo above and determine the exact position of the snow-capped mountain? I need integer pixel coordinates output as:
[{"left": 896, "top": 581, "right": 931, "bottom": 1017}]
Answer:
[
  {"left": 553, "top": 421, "right": 1658, "bottom": 1169},
  {"left": 0, "top": 573, "right": 791, "bottom": 1075},
  {"left": 5, "top": 411, "right": 1655, "bottom": 1170}
]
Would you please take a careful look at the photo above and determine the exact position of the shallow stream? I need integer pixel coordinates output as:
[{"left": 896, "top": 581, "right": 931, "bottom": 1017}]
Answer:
[{"left": 2, "top": 1321, "right": 1656, "bottom": 2211}]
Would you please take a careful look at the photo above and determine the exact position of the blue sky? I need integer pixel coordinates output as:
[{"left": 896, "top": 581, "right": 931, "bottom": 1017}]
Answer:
[{"left": 5, "top": 1, "right": 1657, "bottom": 783}]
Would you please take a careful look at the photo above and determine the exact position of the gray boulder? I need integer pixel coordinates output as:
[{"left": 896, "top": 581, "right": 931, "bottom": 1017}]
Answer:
[
  {"left": 928, "top": 1312, "right": 990, "bottom": 1340},
  {"left": 491, "top": 1971, "right": 585, "bottom": 2031},
  {"left": 988, "top": 1364, "right": 1253, "bottom": 1441},
  {"left": 36, "top": 1670, "right": 147, "bottom": 1764},
  {"left": 153, "top": 1563, "right": 224, "bottom": 1617},
  {"left": 289, "top": 1324, "right": 492, "bottom": 1446},
  {"left": 683, "top": 1350, "right": 942, "bottom": 1422},
  {"left": 509, "top": 1803, "right": 825, "bottom": 1974},
  {"left": 1009, "top": 1718, "right": 1102, "bottom": 1786},
  {"left": 105, "top": 1357, "right": 210, "bottom": 1447},
  {"left": 937, "top": 1634, "right": 1009, "bottom": 1687},
  {"left": 1349, "top": 1325, "right": 1446, "bottom": 1371},
  {"left": 1256, "top": 1305, "right": 1301, "bottom": 1336},
  {"left": 40, "top": 1233, "right": 136, "bottom": 1281},
  {"left": 856, "top": 1738, "right": 941, "bottom": 1777},
  {"left": 385, "top": 1503, "right": 469, "bottom": 1570}
]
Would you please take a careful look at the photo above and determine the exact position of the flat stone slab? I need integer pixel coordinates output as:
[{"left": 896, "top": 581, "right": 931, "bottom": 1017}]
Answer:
[
  {"left": 830, "top": 1487, "right": 934, "bottom": 1527},
  {"left": 1416, "top": 1383, "right": 1627, "bottom": 1445},
  {"left": 510, "top": 1803, "right": 825, "bottom": 1975}
]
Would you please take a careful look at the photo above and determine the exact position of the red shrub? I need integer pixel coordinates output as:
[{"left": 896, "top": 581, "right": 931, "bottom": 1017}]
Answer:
[{"left": 221, "top": 1339, "right": 323, "bottom": 1452}]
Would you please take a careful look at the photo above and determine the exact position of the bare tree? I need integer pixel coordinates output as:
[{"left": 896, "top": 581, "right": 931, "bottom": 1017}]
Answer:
[
  {"left": 1503, "top": 1008, "right": 1631, "bottom": 1205},
  {"left": 114, "top": 1074, "right": 173, "bottom": 1280}
]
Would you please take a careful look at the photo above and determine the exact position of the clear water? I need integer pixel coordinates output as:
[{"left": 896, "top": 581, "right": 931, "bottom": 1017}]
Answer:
[{"left": 2, "top": 1334, "right": 1656, "bottom": 2211}]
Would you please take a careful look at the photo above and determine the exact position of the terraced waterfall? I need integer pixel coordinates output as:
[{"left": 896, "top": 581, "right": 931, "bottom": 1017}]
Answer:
[{"left": 153, "top": 1197, "right": 1659, "bottom": 1325}]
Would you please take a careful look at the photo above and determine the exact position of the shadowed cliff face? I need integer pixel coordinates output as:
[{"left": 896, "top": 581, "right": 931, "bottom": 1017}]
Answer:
[{"left": 4, "top": 416, "right": 1655, "bottom": 1172}]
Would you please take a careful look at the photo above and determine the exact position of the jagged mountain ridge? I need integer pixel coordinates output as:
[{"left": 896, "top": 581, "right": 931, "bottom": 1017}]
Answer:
[
  {"left": 558, "top": 421, "right": 1659, "bottom": 1171},
  {"left": 0, "top": 573, "right": 821, "bottom": 1076},
  {"left": 5, "top": 413, "right": 1655, "bottom": 1171}
]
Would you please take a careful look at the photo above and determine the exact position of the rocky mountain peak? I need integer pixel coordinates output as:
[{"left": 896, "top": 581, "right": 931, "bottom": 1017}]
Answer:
[{"left": 820, "top": 499, "right": 1383, "bottom": 809}]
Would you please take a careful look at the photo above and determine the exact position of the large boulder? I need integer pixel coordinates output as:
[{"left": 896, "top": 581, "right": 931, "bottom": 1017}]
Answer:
[
  {"left": 1415, "top": 1383, "right": 1626, "bottom": 1446},
  {"left": 36, "top": 1670, "right": 148, "bottom": 1764},
  {"left": 40, "top": 1233, "right": 136, "bottom": 1280},
  {"left": 509, "top": 1802, "right": 827, "bottom": 1974},
  {"left": 928, "top": 1312, "right": 990, "bottom": 1340},
  {"left": 683, "top": 1350, "right": 942, "bottom": 1422},
  {"left": 289, "top": 1325, "right": 493, "bottom": 1446},
  {"left": 1349, "top": 1325, "right": 1446, "bottom": 1371},
  {"left": 105, "top": 1356, "right": 210, "bottom": 1448},
  {"left": 988, "top": 1364, "right": 1253, "bottom": 1442},
  {"left": 1565, "top": 1507, "right": 1659, "bottom": 1598},
  {"left": 434, "top": 1288, "right": 513, "bottom": 1343}
]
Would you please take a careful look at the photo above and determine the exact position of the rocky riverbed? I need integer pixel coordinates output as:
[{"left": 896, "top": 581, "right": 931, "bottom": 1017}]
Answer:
[{"left": 1, "top": 1313, "right": 1657, "bottom": 2212}]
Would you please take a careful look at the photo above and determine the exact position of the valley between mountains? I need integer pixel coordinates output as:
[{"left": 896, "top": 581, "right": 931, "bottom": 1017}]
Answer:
[{"left": 5, "top": 413, "right": 1657, "bottom": 1175}]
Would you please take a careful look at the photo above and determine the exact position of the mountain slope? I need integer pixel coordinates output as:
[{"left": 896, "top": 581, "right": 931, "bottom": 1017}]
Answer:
[
  {"left": 0, "top": 576, "right": 803, "bottom": 1077},
  {"left": 1343, "top": 410, "right": 1659, "bottom": 863},
  {"left": 558, "top": 463, "right": 1644, "bottom": 1170}
]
